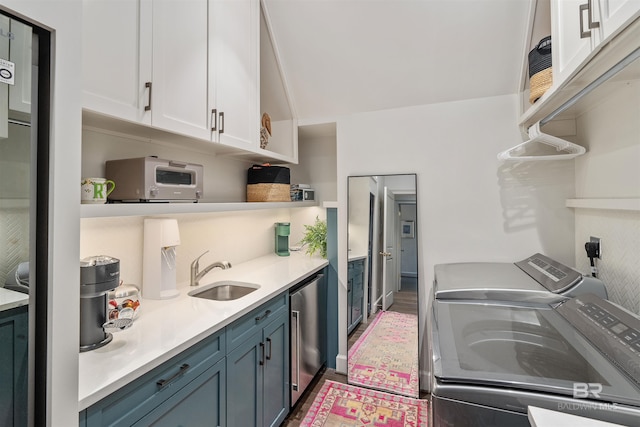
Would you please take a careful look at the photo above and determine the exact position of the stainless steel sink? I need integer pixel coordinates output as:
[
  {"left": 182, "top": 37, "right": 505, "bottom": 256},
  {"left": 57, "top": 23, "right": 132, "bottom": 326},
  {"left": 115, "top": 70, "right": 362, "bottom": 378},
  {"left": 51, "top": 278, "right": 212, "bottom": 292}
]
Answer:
[{"left": 188, "top": 281, "right": 260, "bottom": 301}]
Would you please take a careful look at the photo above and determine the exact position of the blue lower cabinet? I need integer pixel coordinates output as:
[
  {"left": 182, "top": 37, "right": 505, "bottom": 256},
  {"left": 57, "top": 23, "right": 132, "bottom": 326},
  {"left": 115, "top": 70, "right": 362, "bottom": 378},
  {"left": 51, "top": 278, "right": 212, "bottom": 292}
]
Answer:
[
  {"left": 85, "top": 329, "right": 225, "bottom": 427},
  {"left": 131, "top": 358, "right": 226, "bottom": 427},
  {"left": 83, "top": 294, "right": 291, "bottom": 427},
  {"left": 227, "top": 302, "right": 289, "bottom": 427},
  {"left": 0, "top": 305, "right": 28, "bottom": 427},
  {"left": 261, "top": 312, "right": 289, "bottom": 427}
]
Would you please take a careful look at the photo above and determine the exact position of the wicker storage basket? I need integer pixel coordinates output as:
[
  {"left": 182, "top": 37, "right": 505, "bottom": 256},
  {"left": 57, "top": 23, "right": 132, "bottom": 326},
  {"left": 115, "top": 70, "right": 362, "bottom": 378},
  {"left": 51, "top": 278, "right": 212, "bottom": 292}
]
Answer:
[
  {"left": 528, "top": 36, "right": 552, "bottom": 104},
  {"left": 247, "top": 165, "right": 291, "bottom": 202}
]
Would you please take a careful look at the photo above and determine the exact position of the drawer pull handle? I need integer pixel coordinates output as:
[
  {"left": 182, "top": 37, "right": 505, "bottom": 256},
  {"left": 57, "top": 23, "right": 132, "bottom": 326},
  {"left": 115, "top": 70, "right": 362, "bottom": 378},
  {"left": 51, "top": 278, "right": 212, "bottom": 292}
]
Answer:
[
  {"left": 259, "top": 342, "right": 265, "bottom": 366},
  {"left": 219, "top": 111, "right": 225, "bottom": 134},
  {"left": 157, "top": 363, "right": 190, "bottom": 389},
  {"left": 255, "top": 309, "right": 272, "bottom": 322}
]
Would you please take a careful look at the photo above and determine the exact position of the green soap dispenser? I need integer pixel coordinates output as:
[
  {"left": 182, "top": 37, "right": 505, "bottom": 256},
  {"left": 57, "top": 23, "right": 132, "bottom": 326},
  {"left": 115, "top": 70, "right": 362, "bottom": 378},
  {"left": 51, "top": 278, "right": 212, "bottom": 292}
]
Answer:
[{"left": 275, "top": 222, "right": 290, "bottom": 256}]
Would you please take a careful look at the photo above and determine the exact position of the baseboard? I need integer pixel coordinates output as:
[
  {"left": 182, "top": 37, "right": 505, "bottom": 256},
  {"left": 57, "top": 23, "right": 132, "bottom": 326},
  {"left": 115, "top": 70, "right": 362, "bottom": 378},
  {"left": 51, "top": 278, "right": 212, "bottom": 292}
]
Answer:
[{"left": 335, "top": 354, "right": 347, "bottom": 374}]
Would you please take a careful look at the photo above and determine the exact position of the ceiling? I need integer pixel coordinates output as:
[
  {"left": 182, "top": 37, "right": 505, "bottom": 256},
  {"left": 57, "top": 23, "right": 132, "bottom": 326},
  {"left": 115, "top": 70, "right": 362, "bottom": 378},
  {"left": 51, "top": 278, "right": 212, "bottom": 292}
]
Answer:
[{"left": 264, "top": 0, "right": 532, "bottom": 120}]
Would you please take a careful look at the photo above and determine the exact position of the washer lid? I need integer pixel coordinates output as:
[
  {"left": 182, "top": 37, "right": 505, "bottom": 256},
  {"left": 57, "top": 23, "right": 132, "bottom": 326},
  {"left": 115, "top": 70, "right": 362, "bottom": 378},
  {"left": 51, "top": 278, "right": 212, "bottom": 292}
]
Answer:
[
  {"left": 432, "top": 299, "right": 640, "bottom": 407},
  {"left": 434, "top": 262, "right": 552, "bottom": 301}
]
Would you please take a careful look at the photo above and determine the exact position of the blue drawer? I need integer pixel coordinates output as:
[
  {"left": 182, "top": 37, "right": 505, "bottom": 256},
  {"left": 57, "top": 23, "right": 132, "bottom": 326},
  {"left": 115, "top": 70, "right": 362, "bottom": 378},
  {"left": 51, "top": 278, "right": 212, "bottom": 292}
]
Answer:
[
  {"left": 86, "top": 329, "right": 225, "bottom": 427},
  {"left": 226, "top": 292, "right": 288, "bottom": 352}
]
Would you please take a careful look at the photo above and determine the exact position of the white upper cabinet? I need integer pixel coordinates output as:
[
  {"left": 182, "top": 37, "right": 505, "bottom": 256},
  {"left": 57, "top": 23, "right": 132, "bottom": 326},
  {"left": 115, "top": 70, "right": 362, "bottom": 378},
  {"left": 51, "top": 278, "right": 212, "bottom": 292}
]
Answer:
[
  {"left": 82, "top": 0, "right": 152, "bottom": 125},
  {"left": 209, "top": 0, "right": 260, "bottom": 151},
  {"left": 551, "top": 0, "right": 603, "bottom": 86},
  {"left": 599, "top": 0, "right": 640, "bottom": 39},
  {"left": 82, "top": 0, "right": 262, "bottom": 151},
  {"left": 152, "top": 0, "right": 211, "bottom": 140},
  {"left": 550, "top": 0, "right": 640, "bottom": 90}
]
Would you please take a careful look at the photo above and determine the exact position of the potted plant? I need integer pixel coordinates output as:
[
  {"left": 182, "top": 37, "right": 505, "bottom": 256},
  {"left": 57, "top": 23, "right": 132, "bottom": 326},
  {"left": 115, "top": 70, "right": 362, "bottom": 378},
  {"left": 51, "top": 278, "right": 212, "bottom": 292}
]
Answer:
[{"left": 300, "top": 216, "right": 327, "bottom": 259}]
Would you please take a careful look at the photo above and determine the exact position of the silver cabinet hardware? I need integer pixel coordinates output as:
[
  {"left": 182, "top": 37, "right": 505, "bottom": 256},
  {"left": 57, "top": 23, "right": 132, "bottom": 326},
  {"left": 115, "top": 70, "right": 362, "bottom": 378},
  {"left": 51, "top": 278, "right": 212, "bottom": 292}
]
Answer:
[{"left": 156, "top": 363, "right": 189, "bottom": 389}]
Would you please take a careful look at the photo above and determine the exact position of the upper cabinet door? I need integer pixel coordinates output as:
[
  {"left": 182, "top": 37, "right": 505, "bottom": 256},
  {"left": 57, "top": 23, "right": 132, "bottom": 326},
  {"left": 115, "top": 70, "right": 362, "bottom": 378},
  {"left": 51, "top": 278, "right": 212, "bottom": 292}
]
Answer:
[
  {"left": 82, "top": 0, "right": 152, "bottom": 125},
  {"left": 551, "top": 0, "right": 603, "bottom": 87},
  {"left": 599, "top": 0, "right": 640, "bottom": 40},
  {"left": 152, "top": 0, "right": 211, "bottom": 140},
  {"left": 209, "top": 0, "right": 259, "bottom": 150}
]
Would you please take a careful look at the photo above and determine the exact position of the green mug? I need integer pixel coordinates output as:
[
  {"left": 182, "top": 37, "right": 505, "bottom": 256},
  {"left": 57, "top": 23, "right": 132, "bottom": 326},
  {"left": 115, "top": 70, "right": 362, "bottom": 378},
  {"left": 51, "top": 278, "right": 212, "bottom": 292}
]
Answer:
[{"left": 81, "top": 178, "right": 116, "bottom": 204}]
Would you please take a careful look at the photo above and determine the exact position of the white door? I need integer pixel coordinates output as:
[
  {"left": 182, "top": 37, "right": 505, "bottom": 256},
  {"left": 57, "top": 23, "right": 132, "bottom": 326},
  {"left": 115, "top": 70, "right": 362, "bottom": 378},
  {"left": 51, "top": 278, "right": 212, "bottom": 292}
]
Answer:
[
  {"left": 152, "top": 0, "right": 210, "bottom": 139},
  {"left": 210, "top": 0, "right": 259, "bottom": 150},
  {"left": 82, "top": 0, "right": 152, "bottom": 124},
  {"left": 381, "top": 187, "right": 397, "bottom": 310}
]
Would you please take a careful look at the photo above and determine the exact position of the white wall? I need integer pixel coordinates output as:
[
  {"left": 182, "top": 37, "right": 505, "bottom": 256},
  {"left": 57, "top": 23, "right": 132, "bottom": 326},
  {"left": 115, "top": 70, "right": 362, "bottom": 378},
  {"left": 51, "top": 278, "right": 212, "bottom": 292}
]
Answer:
[
  {"left": 1, "top": 1, "right": 83, "bottom": 425},
  {"left": 289, "top": 131, "right": 338, "bottom": 204},
  {"left": 336, "top": 93, "right": 576, "bottom": 385},
  {"left": 573, "top": 79, "right": 640, "bottom": 315}
]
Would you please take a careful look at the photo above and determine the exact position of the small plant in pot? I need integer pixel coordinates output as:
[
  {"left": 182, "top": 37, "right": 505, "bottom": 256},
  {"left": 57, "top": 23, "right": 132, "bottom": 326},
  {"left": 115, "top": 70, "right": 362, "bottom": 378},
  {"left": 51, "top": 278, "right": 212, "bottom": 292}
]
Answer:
[{"left": 300, "top": 216, "right": 327, "bottom": 259}]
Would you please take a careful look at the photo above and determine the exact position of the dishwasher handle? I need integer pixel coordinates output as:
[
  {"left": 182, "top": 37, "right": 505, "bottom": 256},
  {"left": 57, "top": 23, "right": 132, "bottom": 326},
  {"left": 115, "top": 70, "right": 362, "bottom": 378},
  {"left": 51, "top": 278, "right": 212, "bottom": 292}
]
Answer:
[{"left": 291, "top": 309, "right": 300, "bottom": 391}]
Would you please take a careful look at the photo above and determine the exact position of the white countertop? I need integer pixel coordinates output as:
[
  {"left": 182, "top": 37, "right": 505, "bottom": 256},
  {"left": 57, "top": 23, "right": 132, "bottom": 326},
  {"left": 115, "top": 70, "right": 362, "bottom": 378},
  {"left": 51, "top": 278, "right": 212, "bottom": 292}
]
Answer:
[
  {"left": 78, "top": 252, "right": 328, "bottom": 410},
  {"left": 528, "top": 406, "right": 627, "bottom": 427},
  {"left": 0, "top": 288, "right": 29, "bottom": 312}
]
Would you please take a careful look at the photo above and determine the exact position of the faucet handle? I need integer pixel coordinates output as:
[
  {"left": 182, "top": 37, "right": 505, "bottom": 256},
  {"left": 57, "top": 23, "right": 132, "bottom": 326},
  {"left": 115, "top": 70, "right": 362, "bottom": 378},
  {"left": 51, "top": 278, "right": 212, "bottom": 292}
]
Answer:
[{"left": 192, "top": 250, "right": 209, "bottom": 268}]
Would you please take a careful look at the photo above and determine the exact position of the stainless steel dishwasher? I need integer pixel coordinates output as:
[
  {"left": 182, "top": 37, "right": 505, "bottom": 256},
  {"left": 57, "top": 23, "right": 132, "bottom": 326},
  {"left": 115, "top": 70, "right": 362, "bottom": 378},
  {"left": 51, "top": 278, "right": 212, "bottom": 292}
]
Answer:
[{"left": 290, "top": 273, "right": 324, "bottom": 406}]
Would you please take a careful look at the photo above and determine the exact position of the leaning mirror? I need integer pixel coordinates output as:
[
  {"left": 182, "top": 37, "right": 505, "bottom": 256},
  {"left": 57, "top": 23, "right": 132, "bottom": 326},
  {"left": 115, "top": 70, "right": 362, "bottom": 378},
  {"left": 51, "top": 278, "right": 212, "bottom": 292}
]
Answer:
[{"left": 346, "top": 174, "right": 419, "bottom": 397}]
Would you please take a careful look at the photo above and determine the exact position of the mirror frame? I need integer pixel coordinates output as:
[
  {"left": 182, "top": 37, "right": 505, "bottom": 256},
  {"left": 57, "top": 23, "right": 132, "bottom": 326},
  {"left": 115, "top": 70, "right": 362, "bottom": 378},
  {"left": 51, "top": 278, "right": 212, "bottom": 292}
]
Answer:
[{"left": 345, "top": 173, "right": 420, "bottom": 396}]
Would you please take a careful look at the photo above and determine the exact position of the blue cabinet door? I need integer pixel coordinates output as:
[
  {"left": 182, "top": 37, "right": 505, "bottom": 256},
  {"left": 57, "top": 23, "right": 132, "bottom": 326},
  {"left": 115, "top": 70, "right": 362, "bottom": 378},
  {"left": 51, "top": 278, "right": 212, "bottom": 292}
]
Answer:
[
  {"left": 226, "top": 332, "right": 261, "bottom": 427},
  {"left": 131, "top": 358, "right": 226, "bottom": 427},
  {"left": 226, "top": 305, "right": 289, "bottom": 427},
  {"left": 0, "top": 305, "right": 28, "bottom": 427},
  {"left": 262, "top": 312, "right": 289, "bottom": 427}
]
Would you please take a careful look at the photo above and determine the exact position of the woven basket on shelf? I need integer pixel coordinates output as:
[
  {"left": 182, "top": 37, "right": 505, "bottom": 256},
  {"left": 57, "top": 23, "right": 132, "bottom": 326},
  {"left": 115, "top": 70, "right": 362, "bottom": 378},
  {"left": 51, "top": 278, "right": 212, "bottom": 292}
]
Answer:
[
  {"left": 529, "top": 67, "right": 553, "bottom": 104},
  {"left": 528, "top": 36, "right": 553, "bottom": 104},
  {"left": 247, "top": 183, "right": 290, "bottom": 202}
]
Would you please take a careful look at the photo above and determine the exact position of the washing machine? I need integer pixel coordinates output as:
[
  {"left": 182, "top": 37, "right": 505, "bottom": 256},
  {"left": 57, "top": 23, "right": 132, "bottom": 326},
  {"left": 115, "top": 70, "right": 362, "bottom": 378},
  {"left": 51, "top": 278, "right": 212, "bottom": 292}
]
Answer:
[
  {"left": 433, "top": 253, "right": 607, "bottom": 302},
  {"left": 430, "top": 293, "right": 640, "bottom": 426}
]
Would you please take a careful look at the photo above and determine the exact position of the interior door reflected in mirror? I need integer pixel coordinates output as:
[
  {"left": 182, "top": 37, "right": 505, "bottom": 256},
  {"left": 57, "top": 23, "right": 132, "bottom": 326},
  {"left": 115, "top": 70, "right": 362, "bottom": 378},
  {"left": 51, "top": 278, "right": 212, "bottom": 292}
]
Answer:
[{"left": 347, "top": 174, "right": 419, "bottom": 398}]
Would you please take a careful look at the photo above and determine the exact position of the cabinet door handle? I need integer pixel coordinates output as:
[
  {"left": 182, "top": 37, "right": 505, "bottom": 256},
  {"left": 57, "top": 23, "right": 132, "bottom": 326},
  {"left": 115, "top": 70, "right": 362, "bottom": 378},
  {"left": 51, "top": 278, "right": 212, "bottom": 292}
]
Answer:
[
  {"left": 211, "top": 108, "right": 217, "bottom": 131},
  {"left": 219, "top": 111, "right": 225, "bottom": 134},
  {"left": 266, "top": 337, "right": 272, "bottom": 360},
  {"left": 144, "top": 82, "right": 152, "bottom": 111},
  {"left": 259, "top": 342, "right": 265, "bottom": 366},
  {"left": 588, "top": 0, "right": 600, "bottom": 29},
  {"left": 156, "top": 363, "right": 189, "bottom": 389},
  {"left": 255, "top": 309, "right": 271, "bottom": 322}
]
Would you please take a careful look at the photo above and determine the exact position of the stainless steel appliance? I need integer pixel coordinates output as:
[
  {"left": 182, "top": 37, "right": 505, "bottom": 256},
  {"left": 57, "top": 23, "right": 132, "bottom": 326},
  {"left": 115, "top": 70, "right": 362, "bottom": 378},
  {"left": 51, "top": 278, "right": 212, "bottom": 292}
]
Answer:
[
  {"left": 434, "top": 253, "right": 607, "bottom": 302},
  {"left": 290, "top": 273, "right": 325, "bottom": 406},
  {"left": 80, "top": 255, "right": 129, "bottom": 352},
  {"left": 105, "top": 156, "right": 203, "bottom": 202},
  {"left": 430, "top": 294, "right": 640, "bottom": 426}
]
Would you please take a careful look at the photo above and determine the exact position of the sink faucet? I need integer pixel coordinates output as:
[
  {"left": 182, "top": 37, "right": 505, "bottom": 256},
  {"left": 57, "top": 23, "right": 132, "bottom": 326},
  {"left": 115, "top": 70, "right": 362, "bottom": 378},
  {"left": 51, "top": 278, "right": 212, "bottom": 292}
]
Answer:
[{"left": 190, "top": 251, "right": 232, "bottom": 286}]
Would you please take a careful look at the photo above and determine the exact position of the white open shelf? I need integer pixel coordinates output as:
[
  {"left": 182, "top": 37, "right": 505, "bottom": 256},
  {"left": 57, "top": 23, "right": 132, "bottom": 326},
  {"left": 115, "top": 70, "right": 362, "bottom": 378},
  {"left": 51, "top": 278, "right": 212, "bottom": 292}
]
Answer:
[
  {"left": 81, "top": 201, "right": 317, "bottom": 219},
  {"left": 566, "top": 198, "right": 640, "bottom": 212}
]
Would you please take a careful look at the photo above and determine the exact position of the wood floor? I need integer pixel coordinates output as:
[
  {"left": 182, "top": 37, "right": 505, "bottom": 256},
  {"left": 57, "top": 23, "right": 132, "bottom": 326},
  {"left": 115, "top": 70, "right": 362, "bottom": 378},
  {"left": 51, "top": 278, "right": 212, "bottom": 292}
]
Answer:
[{"left": 282, "top": 288, "right": 426, "bottom": 426}]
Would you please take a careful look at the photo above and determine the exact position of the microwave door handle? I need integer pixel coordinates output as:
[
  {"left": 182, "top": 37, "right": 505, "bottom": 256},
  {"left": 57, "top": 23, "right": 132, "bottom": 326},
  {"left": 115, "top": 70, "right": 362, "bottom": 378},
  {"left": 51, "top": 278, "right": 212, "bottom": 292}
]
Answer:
[{"left": 168, "top": 161, "right": 187, "bottom": 168}]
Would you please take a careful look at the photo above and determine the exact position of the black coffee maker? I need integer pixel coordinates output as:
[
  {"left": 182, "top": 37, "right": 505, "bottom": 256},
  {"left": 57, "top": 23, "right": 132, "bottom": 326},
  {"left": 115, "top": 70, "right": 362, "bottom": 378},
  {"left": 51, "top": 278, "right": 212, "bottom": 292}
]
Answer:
[{"left": 80, "top": 255, "right": 121, "bottom": 352}]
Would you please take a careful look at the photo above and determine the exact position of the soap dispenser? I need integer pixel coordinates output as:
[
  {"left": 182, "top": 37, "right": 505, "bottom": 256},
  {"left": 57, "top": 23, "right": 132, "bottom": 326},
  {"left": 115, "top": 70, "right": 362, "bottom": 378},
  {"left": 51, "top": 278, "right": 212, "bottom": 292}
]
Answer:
[{"left": 143, "top": 218, "right": 181, "bottom": 299}]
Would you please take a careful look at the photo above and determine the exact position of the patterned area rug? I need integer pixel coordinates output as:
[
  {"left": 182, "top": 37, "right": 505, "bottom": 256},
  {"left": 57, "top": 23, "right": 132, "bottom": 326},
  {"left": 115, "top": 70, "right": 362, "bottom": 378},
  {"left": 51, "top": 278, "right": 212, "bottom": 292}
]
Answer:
[
  {"left": 348, "top": 311, "right": 419, "bottom": 397},
  {"left": 301, "top": 380, "right": 428, "bottom": 427}
]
